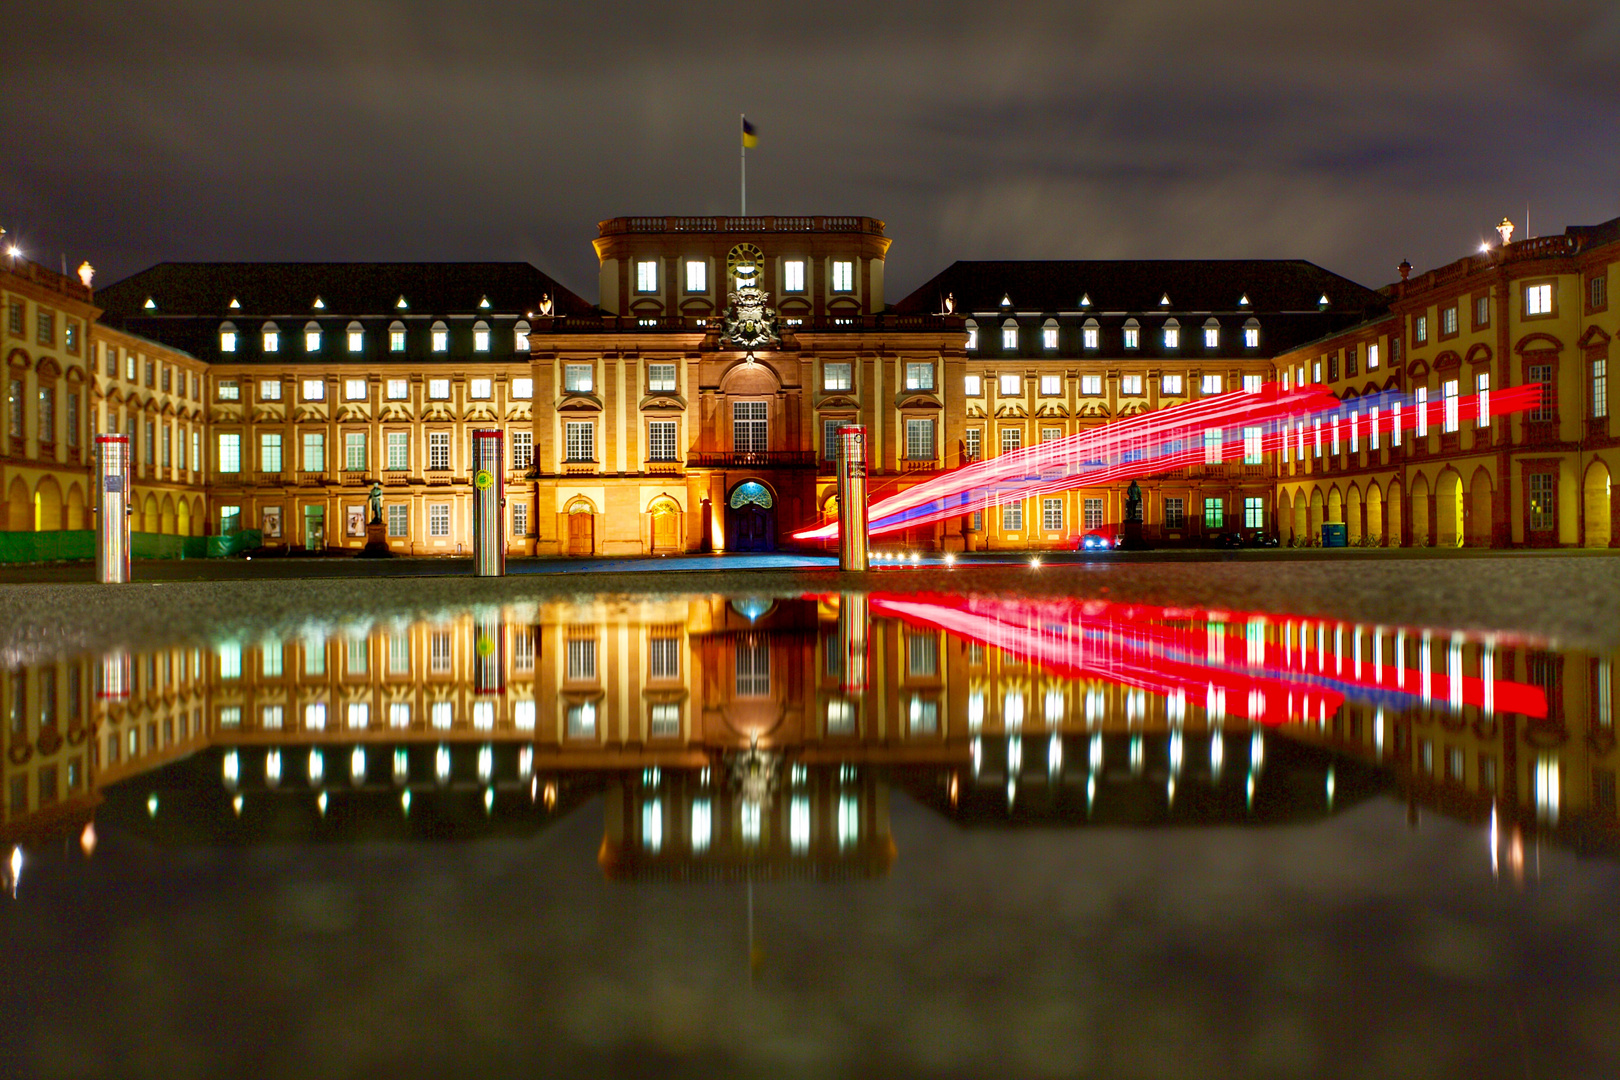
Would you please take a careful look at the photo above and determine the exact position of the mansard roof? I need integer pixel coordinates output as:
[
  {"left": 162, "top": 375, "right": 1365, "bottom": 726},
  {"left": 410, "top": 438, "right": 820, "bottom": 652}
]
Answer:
[
  {"left": 95, "top": 262, "right": 595, "bottom": 321},
  {"left": 893, "top": 259, "right": 1384, "bottom": 317}
]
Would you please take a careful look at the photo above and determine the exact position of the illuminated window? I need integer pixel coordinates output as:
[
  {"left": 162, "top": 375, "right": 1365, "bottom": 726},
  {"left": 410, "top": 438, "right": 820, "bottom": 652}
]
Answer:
[
  {"left": 1592, "top": 359, "right": 1608, "bottom": 419},
  {"left": 301, "top": 431, "right": 325, "bottom": 472},
  {"left": 428, "top": 378, "right": 450, "bottom": 400},
  {"left": 905, "top": 362, "right": 934, "bottom": 391},
  {"left": 468, "top": 378, "right": 491, "bottom": 400},
  {"left": 511, "top": 377, "right": 533, "bottom": 399},
  {"left": 999, "top": 373, "right": 1021, "bottom": 396},
  {"left": 1442, "top": 380, "right": 1459, "bottom": 433},
  {"left": 259, "top": 433, "right": 282, "bottom": 473},
  {"left": 302, "top": 379, "right": 325, "bottom": 401},
  {"left": 1441, "top": 306, "right": 1457, "bottom": 336},
  {"left": 635, "top": 261, "right": 658, "bottom": 293},
  {"left": 1161, "top": 374, "right": 1184, "bottom": 396},
  {"left": 564, "top": 364, "right": 593, "bottom": 393},
  {"left": 1204, "top": 326, "right": 1219, "bottom": 348},
  {"left": 303, "top": 323, "right": 321, "bottom": 352},
  {"left": 1243, "top": 375, "right": 1262, "bottom": 394},
  {"left": 1201, "top": 374, "right": 1222, "bottom": 394},
  {"left": 512, "top": 430, "right": 534, "bottom": 469},
  {"left": 1082, "top": 323, "right": 1099, "bottom": 349},
  {"left": 783, "top": 260, "right": 805, "bottom": 292},
  {"left": 1042, "top": 326, "right": 1058, "bottom": 350},
  {"left": 1123, "top": 322, "right": 1140, "bottom": 349},
  {"left": 1416, "top": 386, "right": 1429, "bottom": 437},
  {"left": 964, "top": 374, "right": 982, "bottom": 396},
  {"left": 965, "top": 320, "right": 978, "bottom": 350},
  {"left": 1039, "top": 374, "right": 1061, "bottom": 396},
  {"left": 1041, "top": 426, "right": 1063, "bottom": 443},
  {"left": 1083, "top": 498, "right": 1103, "bottom": 530},
  {"left": 685, "top": 260, "right": 706, "bottom": 293},
  {"left": 1203, "top": 429, "right": 1222, "bottom": 464},
  {"left": 831, "top": 261, "right": 854, "bottom": 292},
  {"left": 1204, "top": 497, "right": 1224, "bottom": 529},
  {"left": 1042, "top": 498, "right": 1063, "bottom": 531},
  {"left": 220, "top": 324, "right": 237, "bottom": 352},
  {"left": 390, "top": 321, "right": 406, "bottom": 351},
  {"left": 472, "top": 321, "right": 490, "bottom": 352},
  {"left": 1081, "top": 374, "right": 1102, "bottom": 395},
  {"left": 259, "top": 379, "right": 281, "bottom": 402},
  {"left": 217, "top": 433, "right": 241, "bottom": 473},
  {"left": 1367, "top": 343, "right": 1380, "bottom": 370},
  {"left": 1413, "top": 314, "right": 1428, "bottom": 344},
  {"left": 1474, "top": 296, "right": 1489, "bottom": 327},
  {"left": 1243, "top": 325, "right": 1259, "bottom": 348},
  {"left": 431, "top": 321, "right": 449, "bottom": 351},
  {"left": 1000, "top": 427, "right": 1022, "bottom": 454},
  {"left": 1001, "top": 324, "right": 1018, "bottom": 350},
  {"left": 386, "top": 378, "right": 408, "bottom": 400},
  {"left": 1001, "top": 500, "right": 1023, "bottom": 531},
  {"left": 565, "top": 421, "right": 594, "bottom": 462},
  {"left": 344, "top": 432, "right": 366, "bottom": 472},
  {"left": 1244, "top": 497, "right": 1264, "bottom": 529},
  {"left": 1475, "top": 373, "right": 1490, "bottom": 428},
  {"left": 344, "top": 378, "right": 366, "bottom": 401},
  {"left": 1163, "top": 323, "right": 1180, "bottom": 349},
  {"left": 905, "top": 418, "right": 934, "bottom": 460},
  {"left": 1121, "top": 375, "right": 1143, "bottom": 395},
  {"left": 964, "top": 428, "right": 981, "bottom": 461},
  {"left": 647, "top": 363, "right": 676, "bottom": 393},
  {"left": 1525, "top": 282, "right": 1552, "bottom": 316}
]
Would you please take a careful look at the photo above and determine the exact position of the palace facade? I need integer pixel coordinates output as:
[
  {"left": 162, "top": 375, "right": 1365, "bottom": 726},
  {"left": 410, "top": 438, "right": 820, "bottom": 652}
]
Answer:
[{"left": 2, "top": 210, "right": 1615, "bottom": 552}]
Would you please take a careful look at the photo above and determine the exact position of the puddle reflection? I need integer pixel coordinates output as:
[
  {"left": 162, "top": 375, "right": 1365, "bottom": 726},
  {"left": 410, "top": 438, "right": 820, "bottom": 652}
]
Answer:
[{"left": 3, "top": 592, "right": 1616, "bottom": 890}]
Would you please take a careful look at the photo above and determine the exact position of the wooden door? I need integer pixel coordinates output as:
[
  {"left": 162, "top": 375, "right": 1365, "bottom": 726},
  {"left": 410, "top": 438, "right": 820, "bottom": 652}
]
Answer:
[
  {"left": 567, "top": 512, "right": 594, "bottom": 555},
  {"left": 651, "top": 511, "right": 678, "bottom": 552}
]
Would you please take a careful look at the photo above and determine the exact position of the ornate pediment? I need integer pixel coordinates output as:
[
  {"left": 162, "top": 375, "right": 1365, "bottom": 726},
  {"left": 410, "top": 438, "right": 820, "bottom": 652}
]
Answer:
[
  {"left": 812, "top": 392, "right": 859, "bottom": 411},
  {"left": 335, "top": 404, "right": 370, "bottom": 424},
  {"left": 1464, "top": 343, "right": 1494, "bottom": 365},
  {"left": 36, "top": 357, "right": 62, "bottom": 380},
  {"left": 1434, "top": 350, "right": 1461, "bottom": 372},
  {"left": 894, "top": 391, "right": 941, "bottom": 411},
  {"left": 293, "top": 404, "right": 330, "bottom": 423},
  {"left": 503, "top": 404, "right": 534, "bottom": 422},
  {"left": 994, "top": 403, "right": 1029, "bottom": 419},
  {"left": 420, "top": 402, "right": 456, "bottom": 423},
  {"left": 1117, "top": 400, "right": 1150, "bottom": 417},
  {"left": 1578, "top": 325, "right": 1611, "bottom": 349},
  {"left": 1034, "top": 402, "right": 1070, "bottom": 419},
  {"left": 1515, "top": 331, "right": 1564, "bottom": 355},
  {"left": 465, "top": 404, "right": 499, "bottom": 424},
  {"left": 1076, "top": 400, "right": 1112, "bottom": 419},
  {"left": 379, "top": 403, "right": 413, "bottom": 423},
  {"left": 557, "top": 393, "right": 603, "bottom": 413},
  {"left": 965, "top": 403, "right": 986, "bottom": 419},
  {"left": 638, "top": 394, "right": 687, "bottom": 412}
]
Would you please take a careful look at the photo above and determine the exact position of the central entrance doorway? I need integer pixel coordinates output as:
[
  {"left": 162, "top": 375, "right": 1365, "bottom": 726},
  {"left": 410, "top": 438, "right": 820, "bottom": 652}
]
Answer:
[
  {"left": 303, "top": 505, "right": 325, "bottom": 550},
  {"left": 726, "top": 480, "right": 775, "bottom": 552},
  {"left": 567, "top": 504, "right": 595, "bottom": 555}
]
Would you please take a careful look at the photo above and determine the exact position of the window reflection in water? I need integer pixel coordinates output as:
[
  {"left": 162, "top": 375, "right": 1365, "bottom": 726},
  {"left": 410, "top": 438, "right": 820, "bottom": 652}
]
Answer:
[{"left": 0, "top": 592, "right": 1613, "bottom": 886}]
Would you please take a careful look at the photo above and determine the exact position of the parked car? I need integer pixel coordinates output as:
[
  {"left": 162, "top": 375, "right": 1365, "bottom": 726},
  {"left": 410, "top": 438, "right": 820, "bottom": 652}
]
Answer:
[{"left": 1076, "top": 531, "right": 1118, "bottom": 552}]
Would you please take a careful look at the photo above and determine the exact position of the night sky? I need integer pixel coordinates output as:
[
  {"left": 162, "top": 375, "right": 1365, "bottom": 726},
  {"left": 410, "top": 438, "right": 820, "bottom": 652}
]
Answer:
[{"left": 4, "top": 1, "right": 1619, "bottom": 300}]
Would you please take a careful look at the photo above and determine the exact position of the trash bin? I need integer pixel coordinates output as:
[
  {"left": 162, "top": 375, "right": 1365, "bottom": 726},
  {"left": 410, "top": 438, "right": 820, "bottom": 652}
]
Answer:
[{"left": 1321, "top": 523, "right": 1348, "bottom": 548}]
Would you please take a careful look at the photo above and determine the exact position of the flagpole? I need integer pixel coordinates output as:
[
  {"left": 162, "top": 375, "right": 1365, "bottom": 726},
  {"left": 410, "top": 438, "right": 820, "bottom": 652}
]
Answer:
[{"left": 740, "top": 113, "right": 747, "bottom": 216}]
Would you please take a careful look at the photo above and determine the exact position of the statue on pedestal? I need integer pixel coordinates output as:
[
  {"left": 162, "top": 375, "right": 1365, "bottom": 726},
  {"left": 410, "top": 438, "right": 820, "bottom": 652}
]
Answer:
[
  {"left": 368, "top": 482, "right": 384, "bottom": 525},
  {"left": 1125, "top": 479, "right": 1143, "bottom": 523}
]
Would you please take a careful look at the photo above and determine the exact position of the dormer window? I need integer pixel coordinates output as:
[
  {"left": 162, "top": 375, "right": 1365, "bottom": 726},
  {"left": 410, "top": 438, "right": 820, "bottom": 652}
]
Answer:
[
  {"left": 1243, "top": 319, "right": 1260, "bottom": 349},
  {"left": 964, "top": 318, "right": 978, "bottom": 350},
  {"left": 1203, "top": 319, "right": 1220, "bottom": 349},
  {"left": 304, "top": 322, "right": 321, "bottom": 352},
  {"left": 685, "top": 260, "right": 707, "bottom": 293},
  {"left": 346, "top": 321, "right": 364, "bottom": 352},
  {"left": 1001, "top": 321, "right": 1018, "bottom": 351},
  {"left": 1162, "top": 318, "right": 1180, "bottom": 349},
  {"left": 431, "top": 320, "right": 449, "bottom": 352},
  {"left": 262, "top": 322, "right": 280, "bottom": 352},
  {"left": 389, "top": 320, "right": 406, "bottom": 352},
  {"left": 513, "top": 320, "right": 530, "bottom": 352},
  {"left": 1082, "top": 318, "right": 1099, "bottom": 350},
  {"left": 219, "top": 322, "right": 238, "bottom": 353},
  {"left": 1123, "top": 318, "right": 1140, "bottom": 350},
  {"left": 472, "top": 320, "right": 490, "bottom": 353},
  {"left": 1041, "top": 319, "right": 1058, "bottom": 350}
]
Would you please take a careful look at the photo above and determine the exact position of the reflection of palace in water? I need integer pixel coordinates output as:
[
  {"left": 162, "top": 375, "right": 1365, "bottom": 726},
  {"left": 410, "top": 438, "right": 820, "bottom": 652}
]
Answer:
[{"left": 2, "top": 594, "right": 1616, "bottom": 878}]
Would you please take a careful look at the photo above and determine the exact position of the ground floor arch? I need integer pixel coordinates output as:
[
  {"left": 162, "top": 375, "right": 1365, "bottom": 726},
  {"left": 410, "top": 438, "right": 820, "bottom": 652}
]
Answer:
[
  {"left": 1386, "top": 480, "right": 1403, "bottom": 547},
  {"left": 65, "top": 483, "right": 86, "bottom": 530},
  {"left": 563, "top": 496, "right": 597, "bottom": 556},
  {"left": 647, "top": 494, "right": 683, "bottom": 553},
  {"left": 1308, "top": 488, "right": 1324, "bottom": 540},
  {"left": 1436, "top": 470, "right": 1463, "bottom": 548},
  {"left": 1410, "top": 475, "right": 1430, "bottom": 546},
  {"left": 5, "top": 478, "right": 29, "bottom": 531},
  {"left": 1346, "top": 484, "right": 1363, "bottom": 544},
  {"left": 176, "top": 496, "right": 191, "bottom": 538},
  {"left": 1366, "top": 481, "right": 1385, "bottom": 546},
  {"left": 1584, "top": 460, "right": 1612, "bottom": 548},
  {"left": 1291, "top": 490, "right": 1307, "bottom": 544},
  {"left": 160, "top": 493, "right": 178, "bottom": 535},
  {"left": 33, "top": 476, "right": 62, "bottom": 532}
]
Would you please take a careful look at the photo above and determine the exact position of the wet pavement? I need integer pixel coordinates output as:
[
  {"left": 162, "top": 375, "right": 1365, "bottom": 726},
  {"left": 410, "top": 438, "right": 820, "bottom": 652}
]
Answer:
[{"left": 0, "top": 559, "right": 1617, "bottom": 1078}]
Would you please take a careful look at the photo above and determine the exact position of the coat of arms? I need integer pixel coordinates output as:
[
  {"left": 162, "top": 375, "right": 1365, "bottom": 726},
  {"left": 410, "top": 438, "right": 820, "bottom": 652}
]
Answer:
[{"left": 720, "top": 243, "right": 780, "bottom": 350}]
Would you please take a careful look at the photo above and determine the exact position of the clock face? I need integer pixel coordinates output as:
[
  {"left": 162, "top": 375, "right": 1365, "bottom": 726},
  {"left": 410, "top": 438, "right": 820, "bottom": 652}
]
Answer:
[{"left": 727, "top": 243, "right": 765, "bottom": 291}]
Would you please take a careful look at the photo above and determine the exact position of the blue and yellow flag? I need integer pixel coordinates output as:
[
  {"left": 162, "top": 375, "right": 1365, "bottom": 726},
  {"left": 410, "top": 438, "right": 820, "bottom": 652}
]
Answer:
[{"left": 741, "top": 116, "right": 758, "bottom": 148}]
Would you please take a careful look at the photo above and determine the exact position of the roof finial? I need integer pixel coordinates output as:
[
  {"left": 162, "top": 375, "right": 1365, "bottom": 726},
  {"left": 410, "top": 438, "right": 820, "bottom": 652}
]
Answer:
[
  {"left": 1397, "top": 258, "right": 1412, "bottom": 282},
  {"left": 1496, "top": 217, "right": 1515, "bottom": 245}
]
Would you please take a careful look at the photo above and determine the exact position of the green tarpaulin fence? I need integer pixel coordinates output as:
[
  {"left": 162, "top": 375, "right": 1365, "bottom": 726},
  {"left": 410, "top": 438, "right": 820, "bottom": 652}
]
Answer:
[{"left": 0, "top": 530, "right": 262, "bottom": 563}]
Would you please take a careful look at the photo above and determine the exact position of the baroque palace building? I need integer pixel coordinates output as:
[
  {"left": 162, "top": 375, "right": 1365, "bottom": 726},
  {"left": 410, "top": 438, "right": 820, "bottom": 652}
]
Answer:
[{"left": 1, "top": 210, "right": 1613, "bottom": 552}]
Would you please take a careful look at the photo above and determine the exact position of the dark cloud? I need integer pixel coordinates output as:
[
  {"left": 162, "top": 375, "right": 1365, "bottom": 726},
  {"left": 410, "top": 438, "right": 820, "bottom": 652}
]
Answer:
[{"left": 1, "top": 1, "right": 1616, "bottom": 298}]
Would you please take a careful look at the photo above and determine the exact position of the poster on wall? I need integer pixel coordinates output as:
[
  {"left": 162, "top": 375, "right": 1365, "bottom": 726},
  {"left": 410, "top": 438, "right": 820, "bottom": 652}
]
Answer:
[
  {"left": 261, "top": 506, "right": 282, "bottom": 539},
  {"left": 346, "top": 505, "right": 366, "bottom": 538}
]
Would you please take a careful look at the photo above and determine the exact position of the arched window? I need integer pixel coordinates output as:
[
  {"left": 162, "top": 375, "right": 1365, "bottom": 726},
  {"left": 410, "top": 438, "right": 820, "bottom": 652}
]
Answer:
[
  {"left": 1243, "top": 317, "right": 1261, "bottom": 349},
  {"left": 346, "top": 321, "right": 364, "bottom": 353},
  {"left": 261, "top": 321, "right": 280, "bottom": 353},
  {"left": 472, "top": 320, "right": 490, "bottom": 353},
  {"left": 1041, "top": 317, "right": 1059, "bottom": 351},
  {"left": 388, "top": 320, "right": 406, "bottom": 352},
  {"left": 303, "top": 321, "right": 322, "bottom": 353},
  {"left": 512, "top": 320, "right": 530, "bottom": 353},
  {"left": 431, "top": 320, "right": 449, "bottom": 352},
  {"left": 1000, "top": 318, "right": 1019, "bottom": 351},
  {"left": 1202, "top": 317, "right": 1221, "bottom": 349},
  {"left": 1122, "top": 317, "right": 1141, "bottom": 350},
  {"left": 964, "top": 318, "right": 978, "bottom": 350},
  {"left": 1081, "top": 317, "right": 1100, "bottom": 350},
  {"left": 219, "top": 321, "right": 238, "bottom": 353}
]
